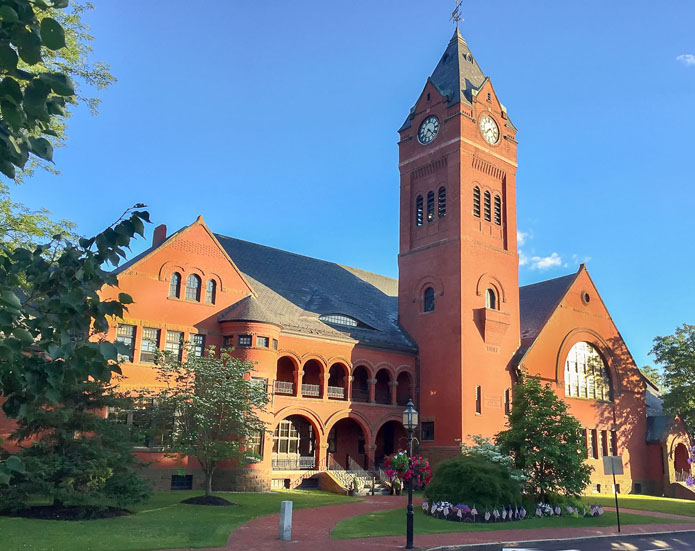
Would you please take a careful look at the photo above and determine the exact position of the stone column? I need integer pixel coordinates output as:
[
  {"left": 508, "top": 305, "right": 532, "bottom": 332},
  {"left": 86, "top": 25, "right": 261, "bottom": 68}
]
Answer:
[
  {"left": 367, "top": 378, "right": 376, "bottom": 403},
  {"left": 319, "top": 442, "right": 329, "bottom": 470},
  {"left": 321, "top": 371, "right": 328, "bottom": 400},
  {"left": 366, "top": 443, "right": 377, "bottom": 470},
  {"left": 296, "top": 369, "right": 303, "bottom": 397},
  {"left": 346, "top": 375, "right": 353, "bottom": 402},
  {"left": 389, "top": 380, "right": 398, "bottom": 405}
]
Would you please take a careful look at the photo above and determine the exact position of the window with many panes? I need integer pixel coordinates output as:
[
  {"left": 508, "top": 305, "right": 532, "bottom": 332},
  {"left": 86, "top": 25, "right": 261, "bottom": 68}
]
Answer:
[
  {"left": 438, "top": 186, "right": 446, "bottom": 218},
  {"left": 272, "top": 339, "right": 278, "bottom": 350},
  {"left": 473, "top": 186, "right": 481, "bottom": 217},
  {"left": 421, "top": 421, "right": 435, "bottom": 441},
  {"left": 191, "top": 334, "right": 205, "bottom": 357},
  {"left": 238, "top": 334, "right": 252, "bottom": 347},
  {"left": 223, "top": 336, "right": 235, "bottom": 348},
  {"left": 494, "top": 195, "right": 502, "bottom": 225},
  {"left": 107, "top": 398, "right": 173, "bottom": 448},
  {"left": 483, "top": 191, "right": 491, "bottom": 221},
  {"left": 427, "top": 191, "right": 435, "bottom": 222},
  {"left": 319, "top": 314, "right": 359, "bottom": 327},
  {"left": 247, "top": 431, "right": 263, "bottom": 457},
  {"left": 140, "top": 327, "right": 160, "bottom": 363},
  {"left": 185, "top": 274, "right": 201, "bottom": 301},
  {"left": 165, "top": 330, "right": 183, "bottom": 360},
  {"left": 257, "top": 336, "right": 269, "bottom": 348},
  {"left": 116, "top": 324, "right": 135, "bottom": 363},
  {"left": 169, "top": 272, "right": 181, "bottom": 298},
  {"left": 564, "top": 342, "right": 612, "bottom": 401},
  {"left": 423, "top": 287, "right": 435, "bottom": 312},
  {"left": 416, "top": 195, "right": 424, "bottom": 227},
  {"left": 273, "top": 419, "right": 300, "bottom": 454},
  {"left": 205, "top": 280, "right": 216, "bottom": 304}
]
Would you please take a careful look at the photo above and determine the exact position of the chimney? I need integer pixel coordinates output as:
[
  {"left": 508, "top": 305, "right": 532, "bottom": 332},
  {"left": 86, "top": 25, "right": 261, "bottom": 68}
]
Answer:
[{"left": 152, "top": 224, "right": 167, "bottom": 247}]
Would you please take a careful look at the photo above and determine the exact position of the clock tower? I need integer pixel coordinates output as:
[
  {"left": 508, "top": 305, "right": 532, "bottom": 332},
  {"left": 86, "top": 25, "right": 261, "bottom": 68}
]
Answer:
[{"left": 397, "top": 28, "right": 521, "bottom": 462}]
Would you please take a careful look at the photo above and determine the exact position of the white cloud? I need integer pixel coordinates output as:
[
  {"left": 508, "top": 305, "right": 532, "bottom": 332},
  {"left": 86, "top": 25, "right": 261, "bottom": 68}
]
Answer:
[
  {"left": 677, "top": 54, "right": 695, "bottom": 66},
  {"left": 517, "top": 230, "right": 528, "bottom": 246},
  {"left": 528, "top": 252, "right": 562, "bottom": 270},
  {"left": 519, "top": 250, "right": 529, "bottom": 266}
]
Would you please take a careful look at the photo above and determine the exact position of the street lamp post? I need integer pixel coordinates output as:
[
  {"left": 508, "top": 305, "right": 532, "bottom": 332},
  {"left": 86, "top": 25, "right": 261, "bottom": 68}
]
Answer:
[{"left": 402, "top": 398, "right": 419, "bottom": 550}]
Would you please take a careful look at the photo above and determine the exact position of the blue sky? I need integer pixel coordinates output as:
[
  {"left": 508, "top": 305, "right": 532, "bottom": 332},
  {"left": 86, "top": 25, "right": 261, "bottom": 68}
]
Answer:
[{"left": 11, "top": 1, "right": 695, "bottom": 371}]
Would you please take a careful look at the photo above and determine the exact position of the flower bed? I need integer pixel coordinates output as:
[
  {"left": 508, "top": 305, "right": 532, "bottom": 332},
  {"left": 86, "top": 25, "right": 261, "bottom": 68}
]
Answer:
[{"left": 421, "top": 499, "right": 605, "bottom": 523}]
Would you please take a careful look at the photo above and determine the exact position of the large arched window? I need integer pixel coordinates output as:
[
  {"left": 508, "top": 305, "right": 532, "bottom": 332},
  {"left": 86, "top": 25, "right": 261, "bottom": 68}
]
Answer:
[
  {"left": 438, "top": 186, "right": 446, "bottom": 218},
  {"left": 415, "top": 195, "right": 424, "bottom": 227},
  {"left": 564, "top": 342, "right": 612, "bottom": 401},
  {"left": 423, "top": 287, "right": 435, "bottom": 312},
  {"left": 485, "top": 288, "right": 497, "bottom": 310},
  {"left": 185, "top": 274, "right": 201, "bottom": 301},
  {"left": 427, "top": 191, "right": 435, "bottom": 223},
  {"left": 473, "top": 186, "right": 481, "bottom": 217},
  {"left": 494, "top": 195, "right": 502, "bottom": 225},
  {"left": 169, "top": 272, "right": 181, "bottom": 298},
  {"left": 205, "top": 280, "right": 216, "bottom": 304},
  {"left": 483, "top": 190, "right": 491, "bottom": 221}
]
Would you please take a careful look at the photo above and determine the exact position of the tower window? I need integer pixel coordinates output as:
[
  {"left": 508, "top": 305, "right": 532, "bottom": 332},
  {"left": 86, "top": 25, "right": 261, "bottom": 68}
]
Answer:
[
  {"left": 426, "top": 92, "right": 431, "bottom": 101},
  {"left": 185, "top": 274, "right": 202, "bottom": 301},
  {"left": 485, "top": 288, "right": 497, "bottom": 310},
  {"left": 494, "top": 195, "right": 502, "bottom": 225},
  {"left": 423, "top": 287, "right": 435, "bottom": 312},
  {"left": 427, "top": 191, "right": 435, "bottom": 223},
  {"left": 169, "top": 272, "right": 181, "bottom": 298},
  {"left": 484, "top": 191, "right": 491, "bottom": 221},
  {"left": 473, "top": 186, "right": 481, "bottom": 217},
  {"left": 504, "top": 388, "right": 511, "bottom": 415},
  {"left": 416, "top": 195, "right": 423, "bottom": 227},
  {"left": 475, "top": 386, "right": 482, "bottom": 414},
  {"left": 487, "top": 92, "right": 491, "bottom": 102},
  {"left": 205, "top": 280, "right": 216, "bottom": 304},
  {"left": 438, "top": 186, "right": 446, "bottom": 218}
]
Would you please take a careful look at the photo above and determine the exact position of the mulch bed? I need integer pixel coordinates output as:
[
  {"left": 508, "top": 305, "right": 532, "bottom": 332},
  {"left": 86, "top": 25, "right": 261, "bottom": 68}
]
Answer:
[
  {"left": 180, "top": 495, "right": 238, "bottom": 506},
  {"left": 1, "top": 505, "right": 130, "bottom": 521}
]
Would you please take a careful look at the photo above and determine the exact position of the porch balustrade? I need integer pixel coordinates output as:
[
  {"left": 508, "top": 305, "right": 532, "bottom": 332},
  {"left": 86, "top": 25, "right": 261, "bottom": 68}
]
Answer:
[
  {"left": 327, "top": 385, "right": 345, "bottom": 399},
  {"left": 301, "top": 383, "right": 321, "bottom": 397},
  {"left": 676, "top": 470, "right": 692, "bottom": 483},
  {"left": 352, "top": 389, "right": 369, "bottom": 402},
  {"left": 272, "top": 456, "right": 317, "bottom": 470},
  {"left": 274, "top": 381, "right": 294, "bottom": 395}
]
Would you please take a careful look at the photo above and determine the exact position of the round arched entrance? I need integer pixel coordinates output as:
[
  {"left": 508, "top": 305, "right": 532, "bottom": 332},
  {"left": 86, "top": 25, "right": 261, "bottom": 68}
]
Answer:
[
  {"left": 674, "top": 442, "right": 691, "bottom": 479},
  {"left": 327, "top": 418, "right": 367, "bottom": 470},
  {"left": 272, "top": 415, "right": 318, "bottom": 471},
  {"left": 375, "top": 420, "right": 407, "bottom": 466}
]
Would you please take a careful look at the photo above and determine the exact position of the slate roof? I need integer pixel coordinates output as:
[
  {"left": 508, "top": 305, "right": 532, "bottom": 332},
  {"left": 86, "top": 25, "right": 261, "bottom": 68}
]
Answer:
[
  {"left": 214, "top": 235, "right": 417, "bottom": 352},
  {"left": 646, "top": 415, "right": 670, "bottom": 443},
  {"left": 518, "top": 272, "right": 578, "bottom": 352}
]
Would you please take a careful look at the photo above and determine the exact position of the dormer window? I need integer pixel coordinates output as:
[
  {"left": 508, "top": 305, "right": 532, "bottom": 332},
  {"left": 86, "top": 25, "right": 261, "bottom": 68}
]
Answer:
[{"left": 319, "top": 314, "right": 358, "bottom": 327}]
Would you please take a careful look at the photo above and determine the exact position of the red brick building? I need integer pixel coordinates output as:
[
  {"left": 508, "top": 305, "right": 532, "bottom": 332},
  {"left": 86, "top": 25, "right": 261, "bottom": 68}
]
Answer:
[{"left": 4, "top": 29, "right": 691, "bottom": 497}]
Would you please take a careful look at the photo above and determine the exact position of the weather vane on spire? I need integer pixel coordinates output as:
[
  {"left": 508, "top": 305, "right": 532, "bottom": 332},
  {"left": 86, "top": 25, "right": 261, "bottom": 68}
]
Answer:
[{"left": 450, "top": 0, "right": 464, "bottom": 28}]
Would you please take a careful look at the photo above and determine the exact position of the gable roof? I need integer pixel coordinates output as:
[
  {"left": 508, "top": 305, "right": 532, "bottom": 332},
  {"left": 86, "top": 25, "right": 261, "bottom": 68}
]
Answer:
[
  {"left": 214, "top": 234, "right": 417, "bottom": 352},
  {"left": 519, "top": 271, "right": 579, "bottom": 351}
]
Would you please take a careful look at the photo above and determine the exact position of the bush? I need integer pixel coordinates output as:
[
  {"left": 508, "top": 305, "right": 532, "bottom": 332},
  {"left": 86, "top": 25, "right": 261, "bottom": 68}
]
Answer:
[{"left": 424, "top": 454, "right": 522, "bottom": 507}]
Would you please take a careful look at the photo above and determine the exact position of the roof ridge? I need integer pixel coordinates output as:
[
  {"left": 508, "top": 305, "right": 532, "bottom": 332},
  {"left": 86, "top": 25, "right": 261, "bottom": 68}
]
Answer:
[{"left": 519, "top": 271, "right": 577, "bottom": 290}]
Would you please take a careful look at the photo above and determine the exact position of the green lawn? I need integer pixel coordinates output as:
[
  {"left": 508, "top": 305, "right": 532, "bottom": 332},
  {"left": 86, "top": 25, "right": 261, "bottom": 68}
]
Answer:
[
  {"left": 331, "top": 507, "right": 683, "bottom": 539},
  {"left": 580, "top": 494, "right": 695, "bottom": 517},
  {"left": 0, "top": 490, "right": 361, "bottom": 551}
]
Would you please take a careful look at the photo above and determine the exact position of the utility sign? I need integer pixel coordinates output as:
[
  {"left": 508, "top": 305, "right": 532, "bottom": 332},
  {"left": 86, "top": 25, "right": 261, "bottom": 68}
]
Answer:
[{"left": 602, "top": 455, "right": 624, "bottom": 475}]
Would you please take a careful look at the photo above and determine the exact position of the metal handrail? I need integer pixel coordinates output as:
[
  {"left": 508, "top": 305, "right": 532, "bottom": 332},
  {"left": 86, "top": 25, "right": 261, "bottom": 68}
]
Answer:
[
  {"left": 274, "top": 381, "right": 294, "bottom": 395},
  {"left": 327, "top": 385, "right": 345, "bottom": 399},
  {"left": 301, "top": 383, "right": 320, "bottom": 397}
]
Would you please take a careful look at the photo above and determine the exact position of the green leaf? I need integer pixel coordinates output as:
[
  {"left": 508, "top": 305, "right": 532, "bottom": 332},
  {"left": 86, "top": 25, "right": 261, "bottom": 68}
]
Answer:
[
  {"left": 40, "top": 18, "right": 66, "bottom": 50},
  {"left": 28, "top": 136, "right": 53, "bottom": 161},
  {"left": 0, "top": 43, "right": 18, "bottom": 71},
  {"left": 0, "top": 77, "right": 23, "bottom": 104},
  {"left": 39, "top": 72, "right": 74, "bottom": 96},
  {"left": 0, "top": 6, "right": 19, "bottom": 23},
  {"left": 1, "top": 290, "right": 22, "bottom": 310},
  {"left": 5, "top": 455, "right": 24, "bottom": 473},
  {"left": 1, "top": 99, "right": 24, "bottom": 128},
  {"left": 12, "top": 327, "right": 34, "bottom": 343},
  {"left": 99, "top": 341, "right": 117, "bottom": 361},
  {"left": 51, "top": 0, "right": 69, "bottom": 8},
  {"left": 0, "top": 159, "right": 16, "bottom": 178},
  {"left": 118, "top": 292, "right": 133, "bottom": 305},
  {"left": 14, "top": 28, "right": 42, "bottom": 65}
]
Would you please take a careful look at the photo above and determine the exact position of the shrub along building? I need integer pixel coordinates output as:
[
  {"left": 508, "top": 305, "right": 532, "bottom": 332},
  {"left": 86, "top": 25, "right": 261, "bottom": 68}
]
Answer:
[{"left": 35, "top": 29, "right": 693, "bottom": 496}]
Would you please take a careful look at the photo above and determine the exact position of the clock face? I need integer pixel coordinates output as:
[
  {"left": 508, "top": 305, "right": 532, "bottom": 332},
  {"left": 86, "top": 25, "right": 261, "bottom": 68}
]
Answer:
[
  {"left": 417, "top": 116, "right": 440, "bottom": 145},
  {"left": 479, "top": 114, "right": 500, "bottom": 145}
]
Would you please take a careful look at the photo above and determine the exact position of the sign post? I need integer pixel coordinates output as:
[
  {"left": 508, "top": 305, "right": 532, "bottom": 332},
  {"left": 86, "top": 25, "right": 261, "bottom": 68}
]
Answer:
[{"left": 602, "top": 456, "right": 623, "bottom": 533}]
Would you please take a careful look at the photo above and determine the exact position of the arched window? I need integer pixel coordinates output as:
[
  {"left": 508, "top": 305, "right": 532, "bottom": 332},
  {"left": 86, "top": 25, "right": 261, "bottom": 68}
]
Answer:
[
  {"left": 494, "top": 195, "right": 502, "bottom": 225},
  {"left": 484, "top": 190, "right": 491, "bottom": 221},
  {"left": 206, "top": 280, "right": 216, "bottom": 304},
  {"left": 185, "top": 274, "right": 201, "bottom": 301},
  {"left": 423, "top": 287, "right": 435, "bottom": 312},
  {"left": 473, "top": 186, "right": 481, "bottom": 217},
  {"left": 438, "top": 186, "right": 446, "bottom": 218},
  {"left": 564, "top": 342, "right": 612, "bottom": 401},
  {"left": 427, "top": 191, "right": 435, "bottom": 223},
  {"left": 485, "top": 288, "right": 497, "bottom": 310},
  {"left": 169, "top": 272, "right": 181, "bottom": 298},
  {"left": 415, "top": 195, "right": 423, "bottom": 227}
]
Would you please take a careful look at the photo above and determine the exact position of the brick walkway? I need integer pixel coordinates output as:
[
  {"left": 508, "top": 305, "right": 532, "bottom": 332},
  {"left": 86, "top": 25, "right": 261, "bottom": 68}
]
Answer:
[{"left": 161, "top": 496, "right": 695, "bottom": 551}]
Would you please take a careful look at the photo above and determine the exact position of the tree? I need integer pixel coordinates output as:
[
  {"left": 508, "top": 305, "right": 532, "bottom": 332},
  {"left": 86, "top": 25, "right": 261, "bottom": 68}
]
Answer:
[
  {"left": 0, "top": 206, "right": 152, "bottom": 512},
  {"left": 640, "top": 365, "right": 665, "bottom": 390},
  {"left": 651, "top": 324, "right": 695, "bottom": 430},
  {"left": 496, "top": 374, "right": 593, "bottom": 499},
  {"left": 148, "top": 347, "right": 270, "bottom": 497}
]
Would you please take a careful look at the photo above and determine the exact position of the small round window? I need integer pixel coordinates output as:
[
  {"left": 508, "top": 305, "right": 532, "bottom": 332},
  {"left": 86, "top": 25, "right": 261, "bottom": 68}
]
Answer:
[{"left": 581, "top": 292, "right": 591, "bottom": 305}]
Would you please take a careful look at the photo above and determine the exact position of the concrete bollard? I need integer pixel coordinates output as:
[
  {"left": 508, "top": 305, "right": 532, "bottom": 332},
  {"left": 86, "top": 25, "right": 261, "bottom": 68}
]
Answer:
[{"left": 279, "top": 500, "right": 293, "bottom": 541}]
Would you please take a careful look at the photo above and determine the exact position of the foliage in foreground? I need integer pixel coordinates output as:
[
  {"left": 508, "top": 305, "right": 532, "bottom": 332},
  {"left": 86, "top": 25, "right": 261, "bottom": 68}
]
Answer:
[
  {"left": 424, "top": 454, "right": 522, "bottom": 507},
  {"left": 0, "top": 207, "right": 152, "bottom": 508},
  {"left": 496, "top": 374, "right": 593, "bottom": 499},
  {"left": 147, "top": 347, "right": 269, "bottom": 496}
]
